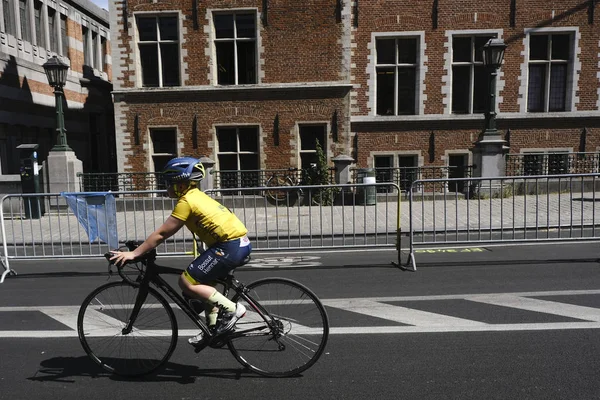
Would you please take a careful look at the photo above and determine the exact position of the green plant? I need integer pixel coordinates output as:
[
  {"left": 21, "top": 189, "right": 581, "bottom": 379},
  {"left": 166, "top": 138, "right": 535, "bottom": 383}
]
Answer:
[{"left": 301, "top": 140, "right": 337, "bottom": 205}]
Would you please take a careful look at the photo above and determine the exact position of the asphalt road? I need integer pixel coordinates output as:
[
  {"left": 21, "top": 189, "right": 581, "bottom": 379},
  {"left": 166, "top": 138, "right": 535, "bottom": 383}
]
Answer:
[{"left": 1, "top": 242, "right": 600, "bottom": 400}]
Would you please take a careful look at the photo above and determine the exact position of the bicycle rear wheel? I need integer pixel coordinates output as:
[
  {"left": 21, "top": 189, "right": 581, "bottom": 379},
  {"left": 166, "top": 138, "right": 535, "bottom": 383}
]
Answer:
[
  {"left": 228, "top": 278, "right": 329, "bottom": 377},
  {"left": 77, "top": 281, "right": 178, "bottom": 377}
]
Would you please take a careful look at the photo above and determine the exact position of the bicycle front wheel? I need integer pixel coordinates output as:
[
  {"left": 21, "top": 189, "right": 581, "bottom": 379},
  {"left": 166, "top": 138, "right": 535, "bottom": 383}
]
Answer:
[
  {"left": 77, "top": 281, "right": 178, "bottom": 377},
  {"left": 228, "top": 278, "right": 329, "bottom": 377}
]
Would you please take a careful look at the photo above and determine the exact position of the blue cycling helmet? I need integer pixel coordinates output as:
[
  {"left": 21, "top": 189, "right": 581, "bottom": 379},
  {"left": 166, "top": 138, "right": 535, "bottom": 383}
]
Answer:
[{"left": 162, "top": 157, "right": 205, "bottom": 184}]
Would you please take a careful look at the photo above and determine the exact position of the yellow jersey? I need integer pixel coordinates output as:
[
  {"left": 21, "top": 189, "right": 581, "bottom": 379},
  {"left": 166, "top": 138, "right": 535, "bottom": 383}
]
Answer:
[{"left": 171, "top": 188, "right": 248, "bottom": 247}]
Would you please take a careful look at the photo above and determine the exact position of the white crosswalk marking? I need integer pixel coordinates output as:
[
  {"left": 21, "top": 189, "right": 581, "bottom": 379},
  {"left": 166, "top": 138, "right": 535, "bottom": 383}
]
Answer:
[
  {"left": 322, "top": 299, "right": 487, "bottom": 327},
  {"left": 466, "top": 294, "right": 600, "bottom": 322},
  {"left": 0, "top": 289, "right": 599, "bottom": 337}
]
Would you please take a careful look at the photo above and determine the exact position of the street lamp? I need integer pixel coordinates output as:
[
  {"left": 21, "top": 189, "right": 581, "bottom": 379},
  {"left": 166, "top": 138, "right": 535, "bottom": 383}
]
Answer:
[
  {"left": 480, "top": 38, "right": 507, "bottom": 141},
  {"left": 43, "top": 56, "right": 72, "bottom": 152}
]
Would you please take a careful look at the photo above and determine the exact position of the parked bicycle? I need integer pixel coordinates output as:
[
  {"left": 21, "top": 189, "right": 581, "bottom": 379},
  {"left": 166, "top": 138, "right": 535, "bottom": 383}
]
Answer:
[
  {"left": 265, "top": 165, "right": 334, "bottom": 206},
  {"left": 77, "top": 241, "right": 330, "bottom": 378}
]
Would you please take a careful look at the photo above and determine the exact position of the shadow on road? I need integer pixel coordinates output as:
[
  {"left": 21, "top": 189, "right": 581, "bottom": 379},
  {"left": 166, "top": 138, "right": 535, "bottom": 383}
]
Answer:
[{"left": 27, "top": 356, "right": 294, "bottom": 384}]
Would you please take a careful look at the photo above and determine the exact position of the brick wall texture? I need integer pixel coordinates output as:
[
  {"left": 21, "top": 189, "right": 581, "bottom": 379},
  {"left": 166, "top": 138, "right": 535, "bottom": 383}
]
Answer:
[{"left": 112, "top": 0, "right": 600, "bottom": 173}]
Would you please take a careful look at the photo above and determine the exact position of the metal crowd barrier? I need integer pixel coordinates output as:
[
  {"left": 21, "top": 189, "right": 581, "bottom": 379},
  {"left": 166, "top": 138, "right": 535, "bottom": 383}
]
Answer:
[
  {"left": 406, "top": 173, "right": 600, "bottom": 271},
  {"left": 0, "top": 183, "right": 400, "bottom": 283}
]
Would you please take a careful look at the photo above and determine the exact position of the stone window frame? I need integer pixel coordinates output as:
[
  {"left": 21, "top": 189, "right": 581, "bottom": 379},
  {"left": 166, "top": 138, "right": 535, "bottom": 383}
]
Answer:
[
  {"left": 442, "top": 29, "right": 504, "bottom": 115},
  {"left": 517, "top": 147, "right": 574, "bottom": 175},
  {"left": 213, "top": 124, "right": 262, "bottom": 189},
  {"left": 208, "top": 9, "right": 259, "bottom": 86},
  {"left": 519, "top": 27, "right": 580, "bottom": 113},
  {"left": 295, "top": 122, "right": 331, "bottom": 170},
  {"left": 133, "top": 11, "right": 183, "bottom": 88},
  {"left": 147, "top": 125, "right": 179, "bottom": 174},
  {"left": 367, "top": 31, "right": 426, "bottom": 117}
]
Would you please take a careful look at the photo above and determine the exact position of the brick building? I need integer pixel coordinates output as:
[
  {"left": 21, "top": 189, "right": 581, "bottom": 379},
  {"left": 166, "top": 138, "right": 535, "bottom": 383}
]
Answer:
[
  {"left": 0, "top": 0, "right": 115, "bottom": 176},
  {"left": 110, "top": 0, "right": 600, "bottom": 187}
]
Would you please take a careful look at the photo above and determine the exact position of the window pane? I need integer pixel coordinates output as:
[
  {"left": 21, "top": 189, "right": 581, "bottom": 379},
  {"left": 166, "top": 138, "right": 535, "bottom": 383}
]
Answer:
[
  {"left": 139, "top": 43, "right": 159, "bottom": 86},
  {"left": 452, "top": 66, "right": 470, "bottom": 113},
  {"left": 529, "top": 35, "right": 548, "bottom": 60},
  {"left": 237, "top": 41, "right": 256, "bottom": 84},
  {"left": 523, "top": 154, "right": 544, "bottom": 175},
  {"left": 397, "top": 38, "right": 417, "bottom": 64},
  {"left": 92, "top": 31, "right": 98, "bottom": 67},
  {"left": 236, "top": 14, "right": 255, "bottom": 38},
  {"left": 239, "top": 154, "right": 259, "bottom": 187},
  {"left": 549, "top": 64, "right": 567, "bottom": 111},
  {"left": 474, "top": 36, "right": 494, "bottom": 62},
  {"left": 376, "top": 39, "right": 395, "bottom": 64},
  {"left": 153, "top": 155, "right": 173, "bottom": 175},
  {"left": 151, "top": 129, "right": 177, "bottom": 153},
  {"left": 48, "top": 8, "right": 57, "bottom": 51},
  {"left": 551, "top": 34, "right": 570, "bottom": 60},
  {"left": 61, "top": 15, "right": 68, "bottom": 56},
  {"left": 3, "top": 0, "right": 16, "bottom": 36},
  {"left": 160, "top": 43, "right": 179, "bottom": 86},
  {"left": 238, "top": 127, "right": 258, "bottom": 152},
  {"left": 137, "top": 17, "right": 157, "bottom": 41},
  {"left": 82, "top": 27, "right": 89, "bottom": 64},
  {"left": 158, "top": 16, "right": 178, "bottom": 40},
  {"left": 548, "top": 153, "right": 568, "bottom": 174},
  {"left": 527, "top": 64, "right": 546, "bottom": 112},
  {"left": 214, "top": 14, "right": 234, "bottom": 39},
  {"left": 453, "top": 37, "right": 471, "bottom": 62},
  {"left": 300, "top": 126, "right": 325, "bottom": 151},
  {"left": 376, "top": 67, "right": 395, "bottom": 115},
  {"left": 216, "top": 42, "right": 235, "bottom": 84},
  {"left": 218, "top": 155, "right": 238, "bottom": 189},
  {"left": 19, "top": 0, "right": 30, "bottom": 42},
  {"left": 218, "top": 128, "right": 237, "bottom": 152},
  {"left": 472, "top": 66, "right": 488, "bottom": 114},
  {"left": 396, "top": 68, "right": 415, "bottom": 115},
  {"left": 34, "top": 1, "right": 43, "bottom": 45},
  {"left": 300, "top": 153, "right": 318, "bottom": 170}
]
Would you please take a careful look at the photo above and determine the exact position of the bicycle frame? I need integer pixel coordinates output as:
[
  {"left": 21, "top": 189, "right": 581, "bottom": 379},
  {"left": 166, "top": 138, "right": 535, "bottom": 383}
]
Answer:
[{"left": 121, "top": 256, "right": 280, "bottom": 347}]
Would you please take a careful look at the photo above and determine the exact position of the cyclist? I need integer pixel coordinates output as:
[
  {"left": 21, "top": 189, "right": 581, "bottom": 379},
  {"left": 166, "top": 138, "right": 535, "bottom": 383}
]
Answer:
[{"left": 110, "top": 156, "right": 251, "bottom": 344}]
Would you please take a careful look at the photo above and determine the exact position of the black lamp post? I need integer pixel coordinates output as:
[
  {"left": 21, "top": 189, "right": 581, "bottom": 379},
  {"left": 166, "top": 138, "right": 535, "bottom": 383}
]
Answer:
[
  {"left": 43, "top": 56, "right": 72, "bottom": 152},
  {"left": 480, "top": 38, "right": 507, "bottom": 141}
]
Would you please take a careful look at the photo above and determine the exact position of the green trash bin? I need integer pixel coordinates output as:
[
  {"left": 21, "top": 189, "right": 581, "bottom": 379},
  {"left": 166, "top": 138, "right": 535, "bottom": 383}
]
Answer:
[{"left": 357, "top": 168, "right": 376, "bottom": 205}]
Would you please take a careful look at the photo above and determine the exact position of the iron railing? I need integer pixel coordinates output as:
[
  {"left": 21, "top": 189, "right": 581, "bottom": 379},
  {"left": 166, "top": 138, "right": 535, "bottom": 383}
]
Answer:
[
  {"left": 352, "top": 166, "right": 474, "bottom": 193},
  {"left": 213, "top": 167, "right": 336, "bottom": 193},
  {"left": 506, "top": 152, "right": 600, "bottom": 176},
  {"left": 78, "top": 172, "right": 166, "bottom": 192}
]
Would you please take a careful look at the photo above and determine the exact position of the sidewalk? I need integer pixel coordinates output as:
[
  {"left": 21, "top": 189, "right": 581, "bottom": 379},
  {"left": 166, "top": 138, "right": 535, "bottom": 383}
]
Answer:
[{"left": 1, "top": 191, "right": 599, "bottom": 246}]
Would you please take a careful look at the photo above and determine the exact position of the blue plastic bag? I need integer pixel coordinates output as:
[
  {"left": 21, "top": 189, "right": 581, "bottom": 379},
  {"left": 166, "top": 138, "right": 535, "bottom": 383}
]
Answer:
[{"left": 61, "top": 192, "right": 119, "bottom": 249}]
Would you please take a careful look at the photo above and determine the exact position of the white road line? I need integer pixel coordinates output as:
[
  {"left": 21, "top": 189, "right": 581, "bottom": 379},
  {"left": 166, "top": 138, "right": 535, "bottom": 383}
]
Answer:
[
  {"left": 466, "top": 295, "right": 600, "bottom": 322},
  {"left": 3, "top": 323, "right": 600, "bottom": 338},
  {"left": 322, "top": 299, "right": 486, "bottom": 327},
  {"left": 41, "top": 306, "right": 80, "bottom": 330}
]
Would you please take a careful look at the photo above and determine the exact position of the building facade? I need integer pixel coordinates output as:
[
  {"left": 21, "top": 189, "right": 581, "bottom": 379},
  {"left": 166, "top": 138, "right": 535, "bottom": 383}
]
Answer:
[
  {"left": 110, "top": 0, "right": 600, "bottom": 186},
  {"left": 0, "top": 0, "right": 115, "bottom": 177}
]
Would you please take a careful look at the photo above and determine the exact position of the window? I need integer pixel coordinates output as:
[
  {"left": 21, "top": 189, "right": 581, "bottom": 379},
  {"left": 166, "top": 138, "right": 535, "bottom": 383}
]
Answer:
[
  {"left": 60, "top": 14, "right": 68, "bottom": 57},
  {"left": 92, "top": 31, "right": 98, "bottom": 67},
  {"left": 374, "top": 155, "right": 394, "bottom": 193},
  {"left": 100, "top": 36, "right": 107, "bottom": 71},
  {"left": 34, "top": 1, "right": 44, "bottom": 46},
  {"left": 150, "top": 128, "right": 177, "bottom": 173},
  {"left": 3, "top": 0, "right": 16, "bottom": 36},
  {"left": 19, "top": 0, "right": 30, "bottom": 41},
  {"left": 522, "top": 152, "right": 569, "bottom": 175},
  {"left": 451, "top": 35, "right": 495, "bottom": 114},
  {"left": 82, "top": 26, "right": 89, "bottom": 65},
  {"left": 375, "top": 37, "right": 418, "bottom": 115},
  {"left": 217, "top": 126, "right": 260, "bottom": 189},
  {"left": 299, "top": 125, "right": 326, "bottom": 170},
  {"left": 398, "top": 154, "right": 418, "bottom": 192},
  {"left": 527, "top": 33, "right": 571, "bottom": 112},
  {"left": 47, "top": 7, "right": 57, "bottom": 52},
  {"left": 137, "top": 15, "right": 180, "bottom": 87},
  {"left": 213, "top": 12, "right": 257, "bottom": 85}
]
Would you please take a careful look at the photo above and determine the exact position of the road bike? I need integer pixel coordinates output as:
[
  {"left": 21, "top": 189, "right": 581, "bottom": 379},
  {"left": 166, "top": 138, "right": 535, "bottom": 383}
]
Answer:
[
  {"left": 77, "top": 241, "right": 330, "bottom": 378},
  {"left": 265, "top": 166, "right": 334, "bottom": 206}
]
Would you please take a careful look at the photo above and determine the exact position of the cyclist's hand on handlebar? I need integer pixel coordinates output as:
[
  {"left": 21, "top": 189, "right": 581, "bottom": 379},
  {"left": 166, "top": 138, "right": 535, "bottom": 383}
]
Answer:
[{"left": 109, "top": 250, "right": 136, "bottom": 267}]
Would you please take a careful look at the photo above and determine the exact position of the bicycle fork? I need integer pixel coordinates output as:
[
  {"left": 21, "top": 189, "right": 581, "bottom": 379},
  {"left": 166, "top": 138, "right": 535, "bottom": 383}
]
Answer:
[{"left": 122, "top": 281, "right": 151, "bottom": 335}]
